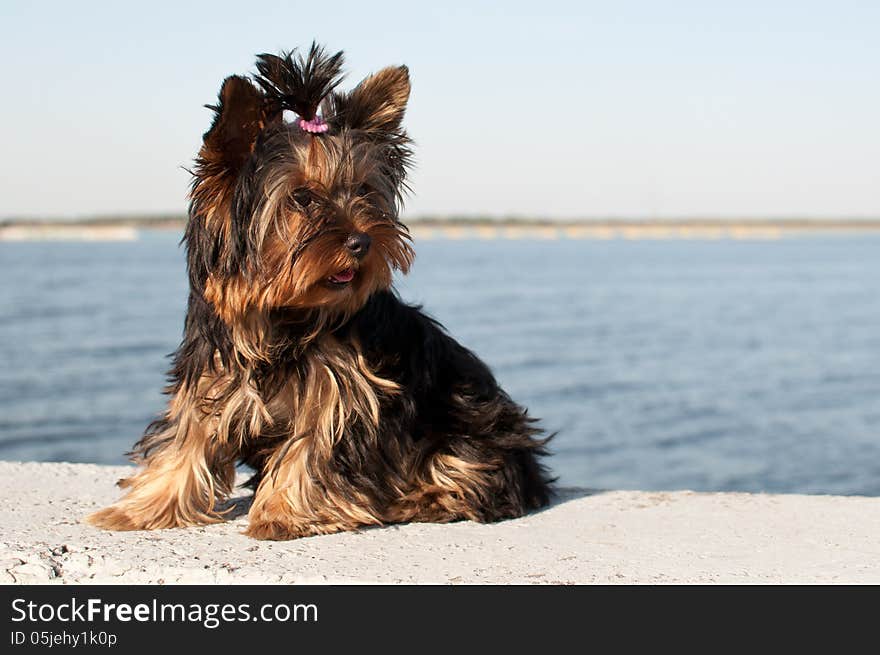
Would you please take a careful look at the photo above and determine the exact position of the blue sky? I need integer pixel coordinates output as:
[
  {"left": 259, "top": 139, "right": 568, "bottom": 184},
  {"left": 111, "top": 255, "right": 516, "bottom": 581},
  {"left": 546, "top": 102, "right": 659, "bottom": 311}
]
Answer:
[{"left": 1, "top": 1, "right": 878, "bottom": 219}]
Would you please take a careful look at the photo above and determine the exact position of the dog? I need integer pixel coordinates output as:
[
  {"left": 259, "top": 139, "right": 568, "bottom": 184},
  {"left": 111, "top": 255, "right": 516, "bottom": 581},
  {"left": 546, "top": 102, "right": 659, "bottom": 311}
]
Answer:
[{"left": 88, "top": 43, "right": 553, "bottom": 540}]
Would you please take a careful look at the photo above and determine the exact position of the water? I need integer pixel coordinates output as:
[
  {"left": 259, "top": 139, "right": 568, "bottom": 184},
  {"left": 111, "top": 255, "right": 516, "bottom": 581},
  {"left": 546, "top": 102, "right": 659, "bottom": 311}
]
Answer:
[{"left": 2, "top": 232, "right": 879, "bottom": 495}]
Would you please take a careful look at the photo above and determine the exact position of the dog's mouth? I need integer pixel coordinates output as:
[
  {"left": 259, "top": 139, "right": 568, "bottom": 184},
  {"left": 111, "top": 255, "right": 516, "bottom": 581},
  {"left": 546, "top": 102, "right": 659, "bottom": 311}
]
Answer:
[{"left": 327, "top": 267, "right": 356, "bottom": 286}]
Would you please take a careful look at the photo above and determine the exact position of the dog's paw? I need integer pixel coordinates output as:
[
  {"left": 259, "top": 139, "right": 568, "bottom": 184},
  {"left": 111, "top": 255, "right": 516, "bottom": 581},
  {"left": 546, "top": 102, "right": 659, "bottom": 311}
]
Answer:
[
  {"left": 86, "top": 502, "right": 223, "bottom": 531},
  {"left": 85, "top": 505, "right": 142, "bottom": 531},
  {"left": 244, "top": 520, "right": 311, "bottom": 541}
]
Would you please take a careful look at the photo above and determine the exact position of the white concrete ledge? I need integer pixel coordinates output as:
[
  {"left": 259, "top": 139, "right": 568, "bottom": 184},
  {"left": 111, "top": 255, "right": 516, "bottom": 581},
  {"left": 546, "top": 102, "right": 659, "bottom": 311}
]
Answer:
[{"left": 1, "top": 461, "right": 879, "bottom": 584}]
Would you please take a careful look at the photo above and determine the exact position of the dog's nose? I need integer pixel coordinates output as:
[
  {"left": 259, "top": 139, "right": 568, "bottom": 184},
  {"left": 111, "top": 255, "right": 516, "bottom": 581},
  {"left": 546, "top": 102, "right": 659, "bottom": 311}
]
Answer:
[{"left": 345, "top": 232, "right": 371, "bottom": 259}]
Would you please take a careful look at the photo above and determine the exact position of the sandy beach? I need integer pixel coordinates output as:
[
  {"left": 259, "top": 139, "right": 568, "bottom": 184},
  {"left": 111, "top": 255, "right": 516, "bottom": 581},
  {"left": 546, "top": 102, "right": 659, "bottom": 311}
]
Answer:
[{"left": 0, "top": 461, "right": 878, "bottom": 584}]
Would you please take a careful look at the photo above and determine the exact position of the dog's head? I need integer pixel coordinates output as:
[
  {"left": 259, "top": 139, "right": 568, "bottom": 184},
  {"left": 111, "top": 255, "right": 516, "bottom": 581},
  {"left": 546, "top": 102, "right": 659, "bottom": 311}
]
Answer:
[{"left": 189, "top": 44, "right": 414, "bottom": 327}]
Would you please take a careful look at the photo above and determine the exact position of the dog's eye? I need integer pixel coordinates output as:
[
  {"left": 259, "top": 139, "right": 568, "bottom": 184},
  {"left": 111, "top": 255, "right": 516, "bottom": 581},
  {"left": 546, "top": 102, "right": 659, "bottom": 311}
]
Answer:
[
  {"left": 356, "top": 184, "right": 372, "bottom": 198},
  {"left": 292, "top": 188, "right": 314, "bottom": 208}
]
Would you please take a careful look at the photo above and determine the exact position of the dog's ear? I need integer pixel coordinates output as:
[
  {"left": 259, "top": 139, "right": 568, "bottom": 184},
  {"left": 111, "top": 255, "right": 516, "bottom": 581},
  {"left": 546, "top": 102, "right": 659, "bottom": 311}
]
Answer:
[
  {"left": 198, "top": 75, "right": 276, "bottom": 179},
  {"left": 189, "top": 76, "right": 278, "bottom": 291},
  {"left": 193, "top": 75, "right": 276, "bottom": 223},
  {"left": 330, "top": 66, "right": 410, "bottom": 134}
]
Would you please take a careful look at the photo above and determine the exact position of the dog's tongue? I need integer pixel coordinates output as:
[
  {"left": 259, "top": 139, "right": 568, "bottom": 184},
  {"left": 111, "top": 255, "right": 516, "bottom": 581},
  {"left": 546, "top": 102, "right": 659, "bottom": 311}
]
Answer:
[{"left": 330, "top": 268, "right": 355, "bottom": 283}]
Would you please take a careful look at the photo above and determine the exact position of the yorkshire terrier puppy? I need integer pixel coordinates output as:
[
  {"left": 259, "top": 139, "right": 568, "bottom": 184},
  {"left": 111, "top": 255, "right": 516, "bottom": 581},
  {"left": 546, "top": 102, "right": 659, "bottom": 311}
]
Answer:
[{"left": 88, "top": 44, "right": 553, "bottom": 540}]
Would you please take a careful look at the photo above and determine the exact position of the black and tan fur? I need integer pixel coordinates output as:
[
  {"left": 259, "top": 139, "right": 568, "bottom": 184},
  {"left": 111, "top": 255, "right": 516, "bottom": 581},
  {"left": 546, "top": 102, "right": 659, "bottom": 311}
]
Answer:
[{"left": 88, "top": 43, "right": 553, "bottom": 540}]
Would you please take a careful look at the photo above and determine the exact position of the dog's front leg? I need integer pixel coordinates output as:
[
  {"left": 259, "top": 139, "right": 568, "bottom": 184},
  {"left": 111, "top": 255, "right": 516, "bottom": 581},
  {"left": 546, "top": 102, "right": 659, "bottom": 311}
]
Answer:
[
  {"left": 87, "top": 387, "right": 235, "bottom": 531},
  {"left": 245, "top": 436, "right": 381, "bottom": 540}
]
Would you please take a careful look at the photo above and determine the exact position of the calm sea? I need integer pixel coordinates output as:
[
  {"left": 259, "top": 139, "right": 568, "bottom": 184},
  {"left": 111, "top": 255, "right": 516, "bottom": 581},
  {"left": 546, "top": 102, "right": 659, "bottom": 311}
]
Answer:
[{"left": 1, "top": 232, "right": 879, "bottom": 495}]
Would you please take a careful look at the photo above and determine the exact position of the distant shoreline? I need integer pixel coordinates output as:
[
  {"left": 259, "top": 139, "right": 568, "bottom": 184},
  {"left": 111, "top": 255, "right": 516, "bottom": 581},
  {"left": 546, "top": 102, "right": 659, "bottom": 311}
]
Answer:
[{"left": 3, "top": 215, "right": 880, "bottom": 241}]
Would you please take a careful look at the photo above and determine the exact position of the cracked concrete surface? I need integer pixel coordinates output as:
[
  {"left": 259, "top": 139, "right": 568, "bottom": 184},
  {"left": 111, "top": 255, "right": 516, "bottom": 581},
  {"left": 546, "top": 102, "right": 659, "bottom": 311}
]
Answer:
[{"left": 2, "top": 461, "right": 880, "bottom": 584}]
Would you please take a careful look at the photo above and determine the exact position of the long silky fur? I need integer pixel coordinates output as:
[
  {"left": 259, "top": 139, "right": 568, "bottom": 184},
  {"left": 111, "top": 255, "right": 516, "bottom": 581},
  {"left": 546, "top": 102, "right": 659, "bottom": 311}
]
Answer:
[
  {"left": 87, "top": 45, "right": 555, "bottom": 539},
  {"left": 254, "top": 42, "right": 345, "bottom": 120}
]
